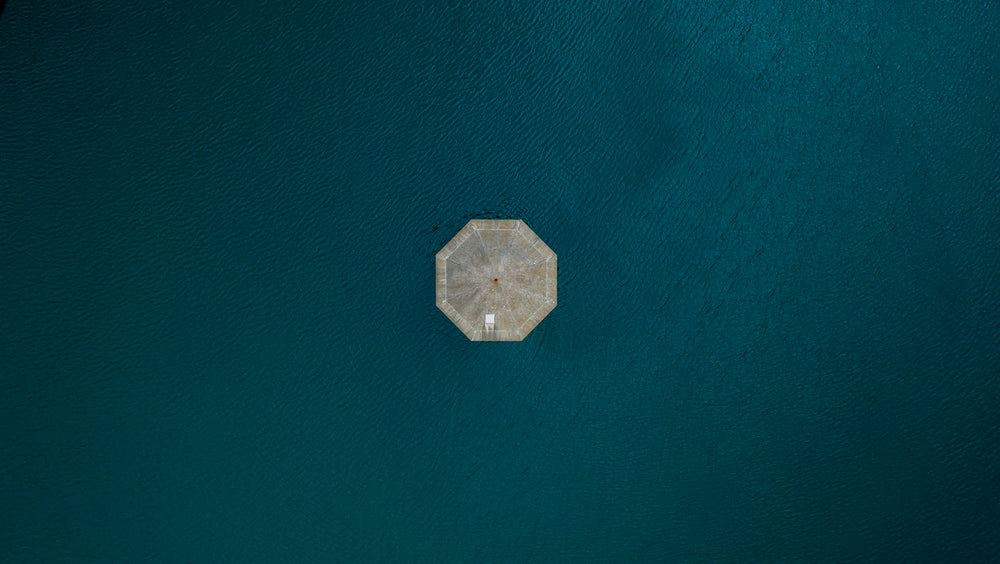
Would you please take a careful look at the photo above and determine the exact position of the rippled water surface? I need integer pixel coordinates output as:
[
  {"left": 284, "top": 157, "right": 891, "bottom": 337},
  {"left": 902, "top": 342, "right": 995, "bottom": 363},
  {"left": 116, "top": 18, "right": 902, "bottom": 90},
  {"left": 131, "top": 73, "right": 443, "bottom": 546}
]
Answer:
[{"left": 2, "top": 2, "right": 999, "bottom": 561}]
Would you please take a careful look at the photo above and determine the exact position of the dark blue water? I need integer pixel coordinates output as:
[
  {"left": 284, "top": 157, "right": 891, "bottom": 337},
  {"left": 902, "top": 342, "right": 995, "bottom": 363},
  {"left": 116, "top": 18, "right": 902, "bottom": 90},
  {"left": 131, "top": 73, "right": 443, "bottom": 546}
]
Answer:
[{"left": 3, "top": 2, "right": 999, "bottom": 561}]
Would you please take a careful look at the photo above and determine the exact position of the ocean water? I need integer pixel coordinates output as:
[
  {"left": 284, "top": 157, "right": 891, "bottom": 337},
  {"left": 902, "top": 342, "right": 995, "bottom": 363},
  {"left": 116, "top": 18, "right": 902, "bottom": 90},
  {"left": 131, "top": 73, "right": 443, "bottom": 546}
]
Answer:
[{"left": 2, "top": 2, "right": 999, "bottom": 561}]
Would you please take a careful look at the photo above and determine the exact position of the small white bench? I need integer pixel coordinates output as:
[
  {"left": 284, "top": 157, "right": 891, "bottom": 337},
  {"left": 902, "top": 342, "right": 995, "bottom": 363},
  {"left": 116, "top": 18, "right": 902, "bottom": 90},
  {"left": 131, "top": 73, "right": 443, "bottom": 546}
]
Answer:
[{"left": 484, "top": 313, "right": 495, "bottom": 330}]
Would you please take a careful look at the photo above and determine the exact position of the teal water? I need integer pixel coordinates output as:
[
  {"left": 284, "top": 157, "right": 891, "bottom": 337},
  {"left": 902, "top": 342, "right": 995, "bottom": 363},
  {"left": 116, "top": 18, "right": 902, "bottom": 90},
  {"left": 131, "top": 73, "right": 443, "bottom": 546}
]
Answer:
[{"left": 2, "top": 2, "right": 999, "bottom": 561}]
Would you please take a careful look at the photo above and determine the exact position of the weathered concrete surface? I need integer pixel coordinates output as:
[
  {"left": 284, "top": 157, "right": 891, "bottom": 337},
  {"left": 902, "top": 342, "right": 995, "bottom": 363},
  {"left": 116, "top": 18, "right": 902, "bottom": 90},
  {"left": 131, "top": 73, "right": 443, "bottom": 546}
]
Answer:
[{"left": 436, "top": 219, "right": 557, "bottom": 341}]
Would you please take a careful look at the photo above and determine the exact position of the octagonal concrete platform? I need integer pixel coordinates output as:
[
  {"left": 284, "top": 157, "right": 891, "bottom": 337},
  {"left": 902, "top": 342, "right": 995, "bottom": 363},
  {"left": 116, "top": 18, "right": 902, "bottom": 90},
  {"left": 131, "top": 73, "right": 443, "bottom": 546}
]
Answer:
[{"left": 436, "top": 219, "right": 557, "bottom": 341}]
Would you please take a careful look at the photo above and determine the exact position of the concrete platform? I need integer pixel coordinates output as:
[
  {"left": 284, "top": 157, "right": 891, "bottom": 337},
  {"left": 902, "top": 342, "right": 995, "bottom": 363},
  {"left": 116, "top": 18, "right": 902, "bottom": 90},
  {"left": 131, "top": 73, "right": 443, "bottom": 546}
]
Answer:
[{"left": 436, "top": 219, "right": 557, "bottom": 341}]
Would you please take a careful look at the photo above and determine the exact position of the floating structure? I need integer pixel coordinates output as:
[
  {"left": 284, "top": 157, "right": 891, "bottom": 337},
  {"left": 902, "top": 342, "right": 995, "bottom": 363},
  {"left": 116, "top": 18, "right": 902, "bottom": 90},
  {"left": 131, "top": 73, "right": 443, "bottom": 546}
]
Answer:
[{"left": 436, "top": 219, "right": 557, "bottom": 341}]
